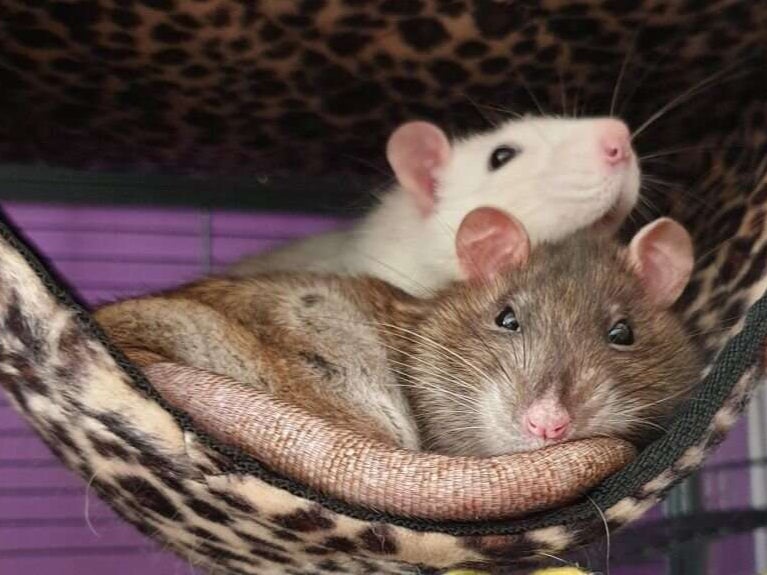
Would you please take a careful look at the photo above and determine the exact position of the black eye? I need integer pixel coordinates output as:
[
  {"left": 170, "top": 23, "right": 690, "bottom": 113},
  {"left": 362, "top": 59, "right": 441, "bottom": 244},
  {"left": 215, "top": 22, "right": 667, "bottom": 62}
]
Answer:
[
  {"left": 489, "top": 145, "right": 520, "bottom": 170},
  {"left": 495, "top": 306, "right": 520, "bottom": 331},
  {"left": 607, "top": 319, "right": 634, "bottom": 347}
]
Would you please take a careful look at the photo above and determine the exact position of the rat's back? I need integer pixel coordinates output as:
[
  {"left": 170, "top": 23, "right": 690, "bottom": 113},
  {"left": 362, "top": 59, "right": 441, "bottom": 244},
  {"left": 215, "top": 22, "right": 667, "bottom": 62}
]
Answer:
[{"left": 96, "top": 272, "right": 421, "bottom": 449}]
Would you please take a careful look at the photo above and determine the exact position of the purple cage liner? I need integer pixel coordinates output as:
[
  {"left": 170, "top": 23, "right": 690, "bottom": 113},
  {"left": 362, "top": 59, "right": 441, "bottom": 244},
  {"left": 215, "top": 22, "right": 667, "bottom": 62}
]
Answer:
[{"left": 0, "top": 201, "right": 756, "bottom": 574}]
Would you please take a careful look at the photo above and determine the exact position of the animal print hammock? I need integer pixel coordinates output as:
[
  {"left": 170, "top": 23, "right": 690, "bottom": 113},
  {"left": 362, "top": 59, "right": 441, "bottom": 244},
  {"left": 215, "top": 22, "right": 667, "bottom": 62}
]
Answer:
[{"left": 2, "top": 1, "right": 767, "bottom": 574}]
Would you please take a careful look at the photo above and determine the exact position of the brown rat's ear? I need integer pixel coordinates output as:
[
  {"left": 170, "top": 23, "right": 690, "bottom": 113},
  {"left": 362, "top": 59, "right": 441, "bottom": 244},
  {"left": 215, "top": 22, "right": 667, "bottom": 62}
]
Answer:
[
  {"left": 456, "top": 207, "right": 530, "bottom": 281},
  {"left": 386, "top": 121, "right": 451, "bottom": 217},
  {"left": 628, "top": 217, "right": 694, "bottom": 309}
]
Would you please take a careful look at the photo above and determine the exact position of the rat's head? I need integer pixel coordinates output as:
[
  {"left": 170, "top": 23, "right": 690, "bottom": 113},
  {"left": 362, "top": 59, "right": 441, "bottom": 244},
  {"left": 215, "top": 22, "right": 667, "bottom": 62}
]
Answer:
[
  {"left": 386, "top": 117, "right": 640, "bottom": 249},
  {"left": 411, "top": 210, "right": 702, "bottom": 456}
]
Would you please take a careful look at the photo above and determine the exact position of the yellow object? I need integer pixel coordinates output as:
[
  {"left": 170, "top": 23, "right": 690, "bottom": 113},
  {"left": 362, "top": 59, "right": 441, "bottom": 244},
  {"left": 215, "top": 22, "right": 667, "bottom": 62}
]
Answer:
[
  {"left": 444, "top": 567, "right": 589, "bottom": 575},
  {"left": 530, "top": 569, "right": 590, "bottom": 575}
]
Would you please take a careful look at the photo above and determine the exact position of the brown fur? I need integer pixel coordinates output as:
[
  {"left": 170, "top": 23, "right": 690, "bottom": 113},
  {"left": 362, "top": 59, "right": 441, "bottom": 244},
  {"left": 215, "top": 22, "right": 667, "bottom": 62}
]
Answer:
[
  {"left": 96, "top": 274, "right": 423, "bottom": 448},
  {"left": 410, "top": 233, "right": 704, "bottom": 455},
  {"left": 96, "top": 233, "right": 702, "bottom": 456}
]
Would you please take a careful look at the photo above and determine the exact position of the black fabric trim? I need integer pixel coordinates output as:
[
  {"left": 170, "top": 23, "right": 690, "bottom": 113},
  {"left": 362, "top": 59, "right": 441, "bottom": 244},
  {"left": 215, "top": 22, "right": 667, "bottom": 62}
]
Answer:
[
  {"left": 0, "top": 164, "right": 375, "bottom": 215},
  {"left": 1, "top": 204, "right": 765, "bottom": 537},
  {"left": 606, "top": 508, "right": 767, "bottom": 564}
]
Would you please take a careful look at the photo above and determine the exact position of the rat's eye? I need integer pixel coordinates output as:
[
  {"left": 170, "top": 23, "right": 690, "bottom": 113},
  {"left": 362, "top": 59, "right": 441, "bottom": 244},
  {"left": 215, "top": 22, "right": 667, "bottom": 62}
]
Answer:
[
  {"left": 607, "top": 319, "right": 634, "bottom": 347},
  {"left": 495, "top": 306, "right": 520, "bottom": 331},
  {"left": 489, "top": 145, "right": 520, "bottom": 171}
]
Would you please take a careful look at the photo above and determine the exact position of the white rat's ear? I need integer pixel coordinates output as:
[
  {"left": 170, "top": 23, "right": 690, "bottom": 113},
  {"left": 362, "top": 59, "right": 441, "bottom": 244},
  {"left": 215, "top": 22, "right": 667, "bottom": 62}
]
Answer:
[
  {"left": 386, "top": 121, "right": 451, "bottom": 217},
  {"left": 456, "top": 207, "right": 530, "bottom": 281},
  {"left": 628, "top": 217, "right": 694, "bottom": 309}
]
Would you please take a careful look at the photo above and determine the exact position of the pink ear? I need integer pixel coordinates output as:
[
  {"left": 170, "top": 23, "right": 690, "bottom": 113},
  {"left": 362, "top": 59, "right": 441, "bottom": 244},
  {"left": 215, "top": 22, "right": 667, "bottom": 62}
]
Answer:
[
  {"left": 456, "top": 207, "right": 530, "bottom": 281},
  {"left": 386, "top": 121, "right": 451, "bottom": 217},
  {"left": 628, "top": 217, "right": 694, "bottom": 309}
]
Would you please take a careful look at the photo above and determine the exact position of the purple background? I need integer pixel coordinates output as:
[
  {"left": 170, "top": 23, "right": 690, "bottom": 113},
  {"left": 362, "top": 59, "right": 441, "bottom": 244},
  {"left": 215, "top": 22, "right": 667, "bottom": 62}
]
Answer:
[{"left": 0, "top": 201, "right": 758, "bottom": 574}]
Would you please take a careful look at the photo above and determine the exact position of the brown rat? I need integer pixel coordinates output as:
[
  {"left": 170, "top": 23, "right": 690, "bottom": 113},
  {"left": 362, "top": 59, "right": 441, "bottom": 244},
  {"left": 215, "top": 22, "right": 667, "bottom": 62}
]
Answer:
[
  {"left": 411, "top": 211, "right": 703, "bottom": 455},
  {"left": 96, "top": 212, "right": 702, "bottom": 456}
]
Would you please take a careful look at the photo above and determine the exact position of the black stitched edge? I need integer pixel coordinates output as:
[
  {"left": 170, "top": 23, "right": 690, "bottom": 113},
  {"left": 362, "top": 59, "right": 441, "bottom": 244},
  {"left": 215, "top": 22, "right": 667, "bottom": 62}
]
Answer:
[
  {"left": 0, "top": 165, "right": 376, "bottom": 214},
  {"left": 1, "top": 205, "right": 765, "bottom": 537}
]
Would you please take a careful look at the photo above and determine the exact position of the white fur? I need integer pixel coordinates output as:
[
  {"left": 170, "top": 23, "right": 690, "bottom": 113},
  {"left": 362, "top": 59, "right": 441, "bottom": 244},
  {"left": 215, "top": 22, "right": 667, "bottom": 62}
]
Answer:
[{"left": 230, "top": 117, "right": 640, "bottom": 295}]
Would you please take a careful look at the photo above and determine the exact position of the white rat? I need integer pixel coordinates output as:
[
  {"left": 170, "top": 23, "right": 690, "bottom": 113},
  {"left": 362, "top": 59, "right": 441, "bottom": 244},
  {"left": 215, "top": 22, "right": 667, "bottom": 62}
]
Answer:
[{"left": 229, "top": 116, "right": 641, "bottom": 295}]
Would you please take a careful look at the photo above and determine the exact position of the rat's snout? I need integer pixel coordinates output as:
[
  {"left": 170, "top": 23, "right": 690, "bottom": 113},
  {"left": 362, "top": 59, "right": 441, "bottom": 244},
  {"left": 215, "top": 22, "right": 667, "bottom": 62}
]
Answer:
[
  {"left": 523, "top": 398, "right": 571, "bottom": 441},
  {"left": 599, "top": 120, "right": 632, "bottom": 166}
]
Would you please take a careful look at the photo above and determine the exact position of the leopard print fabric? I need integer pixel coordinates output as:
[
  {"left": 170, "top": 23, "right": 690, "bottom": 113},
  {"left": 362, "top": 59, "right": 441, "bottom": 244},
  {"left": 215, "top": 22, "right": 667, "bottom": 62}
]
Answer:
[
  {"left": 0, "top": 0, "right": 764, "bottom": 177},
  {"left": 0, "top": 215, "right": 765, "bottom": 573},
  {"left": 2, "top": 1, "right": 767, "bottom": 574}
]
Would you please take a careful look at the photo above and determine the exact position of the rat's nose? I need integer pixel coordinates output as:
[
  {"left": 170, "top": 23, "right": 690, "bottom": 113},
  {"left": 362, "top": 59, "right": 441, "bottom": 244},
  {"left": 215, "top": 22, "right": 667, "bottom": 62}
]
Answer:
[
  {"left": 524, "top": 400, "right": 571, "bottom": 441},
  {"left": 599, "top": 120, "right": 631, "bottom": 166}
]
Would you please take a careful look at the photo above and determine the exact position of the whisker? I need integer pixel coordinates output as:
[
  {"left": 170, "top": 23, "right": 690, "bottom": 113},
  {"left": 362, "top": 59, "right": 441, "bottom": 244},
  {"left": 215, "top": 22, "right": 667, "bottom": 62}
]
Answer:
[
  {"left": 536, "top": 551, "right": 576, "bottom": 567},
  {"left": 460, "top": 90, "right": 499, "bottom": 129},
  {"left": 388, "top": 358, "right": 473, "bottom": 391},
  {"left": 587, "top": 495, "right": 611, "bottom": 575},
  {"left": 390, "top": 367, "right": 484, "bottom": 405},
  {"left": 512, "top": 66, "right": 547, "bottom": 118},
  {"left": 558, "top": 61, "right": 569, "bottom": 118},
  {"left": 639, "top": 144, "right": 746, "bottom": 162},
  {"left": 378, "top": 322, "right": 499, "bottom": 384},
  {"left": 349, "top": 250, "right": 441, "bottom": 297},
  {"left": 631, "top": 64, "right": 750, "bottom": 142},
  {"left": 622, "top": 385, "right": 699, "bottom": 412},
  {"left": 617, "top": 35, "right": 692, "bottom": 117},
  {"left": 614, "top": 415, "right": 668, "bottom": 434},
  {"left": 393, "top": 381, "right": 484, "bottom": 415},
  {"left": 610, "top": 28, "right": 640, "bottom": 117},
  {"left": 388, "top": 360, "right": 481, "bottom": 401},
  {"left": 470, "top": 101, "right": 525, "bottom": 121},
  {"left": 423, "top": 212, "right": 529, "bottom": 398}
]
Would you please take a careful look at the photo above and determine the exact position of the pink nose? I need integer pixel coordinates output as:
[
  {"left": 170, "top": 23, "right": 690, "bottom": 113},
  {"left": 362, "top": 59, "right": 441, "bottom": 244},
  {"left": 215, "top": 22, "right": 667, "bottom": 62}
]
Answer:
[
  {"left": 600, "top": 120, "right": 631, "bottom": 166},
  {"left": 524, "top": 400, "right": 571, "bottom": 440}
]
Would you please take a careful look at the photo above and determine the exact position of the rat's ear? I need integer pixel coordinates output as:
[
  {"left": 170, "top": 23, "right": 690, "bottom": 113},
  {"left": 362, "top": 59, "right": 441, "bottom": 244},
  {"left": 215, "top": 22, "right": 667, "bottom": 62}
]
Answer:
[
  {"left": 456, "top": 207, "right": 530, "bottom": 281},
  {"left": 628, "top": 217, "right": 694, "bottom": 309},
  {"left": 386, "top": 121, "right": 451, "bottom": 217}
]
